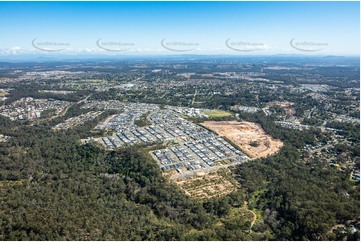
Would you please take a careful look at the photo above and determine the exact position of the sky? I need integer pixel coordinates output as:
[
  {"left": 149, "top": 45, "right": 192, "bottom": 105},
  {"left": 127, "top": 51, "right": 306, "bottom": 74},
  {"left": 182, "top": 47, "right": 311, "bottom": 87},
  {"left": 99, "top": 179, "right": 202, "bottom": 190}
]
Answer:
[{"left": 0, "top": 1, "right": 359, "bottom": 56}]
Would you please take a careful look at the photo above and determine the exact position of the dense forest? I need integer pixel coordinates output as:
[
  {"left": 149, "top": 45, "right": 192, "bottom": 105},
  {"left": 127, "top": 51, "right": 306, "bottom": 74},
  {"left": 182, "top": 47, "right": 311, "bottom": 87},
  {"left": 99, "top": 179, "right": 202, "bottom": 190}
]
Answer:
[{"left": 0, "top": 107, "right": 359, "bottom": 240}]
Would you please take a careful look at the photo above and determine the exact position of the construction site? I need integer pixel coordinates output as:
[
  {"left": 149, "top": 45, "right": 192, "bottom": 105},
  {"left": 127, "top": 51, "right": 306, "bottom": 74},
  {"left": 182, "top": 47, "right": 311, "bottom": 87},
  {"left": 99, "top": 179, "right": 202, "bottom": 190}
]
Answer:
[{"left": 201, "top": 121, "right": 283, "bottom": 159}]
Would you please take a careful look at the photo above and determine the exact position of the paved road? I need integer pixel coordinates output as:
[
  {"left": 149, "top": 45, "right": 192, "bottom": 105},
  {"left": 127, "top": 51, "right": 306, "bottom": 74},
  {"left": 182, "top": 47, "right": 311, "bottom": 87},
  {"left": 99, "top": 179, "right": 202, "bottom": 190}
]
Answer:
[{"left": 191, "top": 89, "right": 197, "bottom": 105}]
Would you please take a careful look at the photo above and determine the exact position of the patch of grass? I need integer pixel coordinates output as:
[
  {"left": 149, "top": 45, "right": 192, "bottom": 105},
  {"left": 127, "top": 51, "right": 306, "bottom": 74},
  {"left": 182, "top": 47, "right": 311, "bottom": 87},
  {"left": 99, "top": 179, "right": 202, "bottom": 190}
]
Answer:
[
  {"left": 202, "top": 110, "right": 233, "bottom": 118},
  {"left": 134, "top": 112, "right": 151, "bottom": 127},
  {"left": 218, "top": 207, "right": 254, "bottom": 231},
  {"left": 249, "top": 188, "right": 267, "bottom": 208},
  {"left": 227, "top": 207, "right": 254, "bottom": 220},
  {"left": 253, "top": 208, "right": 263, "bottom": 221}
]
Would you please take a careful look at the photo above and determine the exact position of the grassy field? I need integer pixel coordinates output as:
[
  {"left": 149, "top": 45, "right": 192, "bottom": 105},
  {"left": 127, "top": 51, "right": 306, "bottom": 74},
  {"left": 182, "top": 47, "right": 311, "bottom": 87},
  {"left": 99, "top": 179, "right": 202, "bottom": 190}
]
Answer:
[{"left": 202, "top": 110, "right": 233, "bottom": 118}]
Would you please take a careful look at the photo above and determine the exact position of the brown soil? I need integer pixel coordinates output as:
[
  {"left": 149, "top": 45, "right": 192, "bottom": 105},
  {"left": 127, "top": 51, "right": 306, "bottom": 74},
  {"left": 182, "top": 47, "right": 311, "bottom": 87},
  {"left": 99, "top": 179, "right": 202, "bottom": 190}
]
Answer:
[
  {"left": 176, "top": 172, "right": 237, "bottom": 199},
  {"left": 272, "top": 101, "right": 296, "bottom": 116},
  {"left": 201, "top": 121, "right": 283, "bottom": 158}
]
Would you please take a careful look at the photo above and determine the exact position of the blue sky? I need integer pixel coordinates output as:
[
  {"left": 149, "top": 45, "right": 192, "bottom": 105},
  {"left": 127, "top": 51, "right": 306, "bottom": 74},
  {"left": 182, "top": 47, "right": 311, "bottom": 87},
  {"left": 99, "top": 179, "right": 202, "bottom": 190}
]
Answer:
[{"left": 0, "top": 1, "right": 359, "bottom": 56}]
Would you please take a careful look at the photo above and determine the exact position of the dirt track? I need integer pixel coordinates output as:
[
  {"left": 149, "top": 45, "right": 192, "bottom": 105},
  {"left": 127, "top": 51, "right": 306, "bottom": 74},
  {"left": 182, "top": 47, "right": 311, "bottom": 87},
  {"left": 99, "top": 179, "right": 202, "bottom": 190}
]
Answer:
[{"left": 201, "top": 121, "right": 283, "bottom": 158}]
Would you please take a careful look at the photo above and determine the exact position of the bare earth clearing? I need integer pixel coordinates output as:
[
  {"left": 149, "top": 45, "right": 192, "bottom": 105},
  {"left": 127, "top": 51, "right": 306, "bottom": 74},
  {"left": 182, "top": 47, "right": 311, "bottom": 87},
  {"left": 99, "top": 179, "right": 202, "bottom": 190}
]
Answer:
[
  {"left": 175, "top": 170, "right": 239, "bottom": 199},
  {"left": 201, "top": 121, "right": 283, "bottom": 158}
]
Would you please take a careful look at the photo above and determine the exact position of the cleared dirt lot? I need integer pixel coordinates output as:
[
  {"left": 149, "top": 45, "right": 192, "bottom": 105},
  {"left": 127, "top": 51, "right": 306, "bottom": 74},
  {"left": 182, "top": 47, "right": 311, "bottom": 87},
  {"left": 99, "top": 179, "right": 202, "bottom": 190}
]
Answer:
[
  {"left": 271, "top": 101, "right": 296, "bottom": 116},
  {"left": 175, "top": 170, "right": 238, "bottom": 199},
  {"left": 201, "top": 121, "right": 283, "bottom": 158}
]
